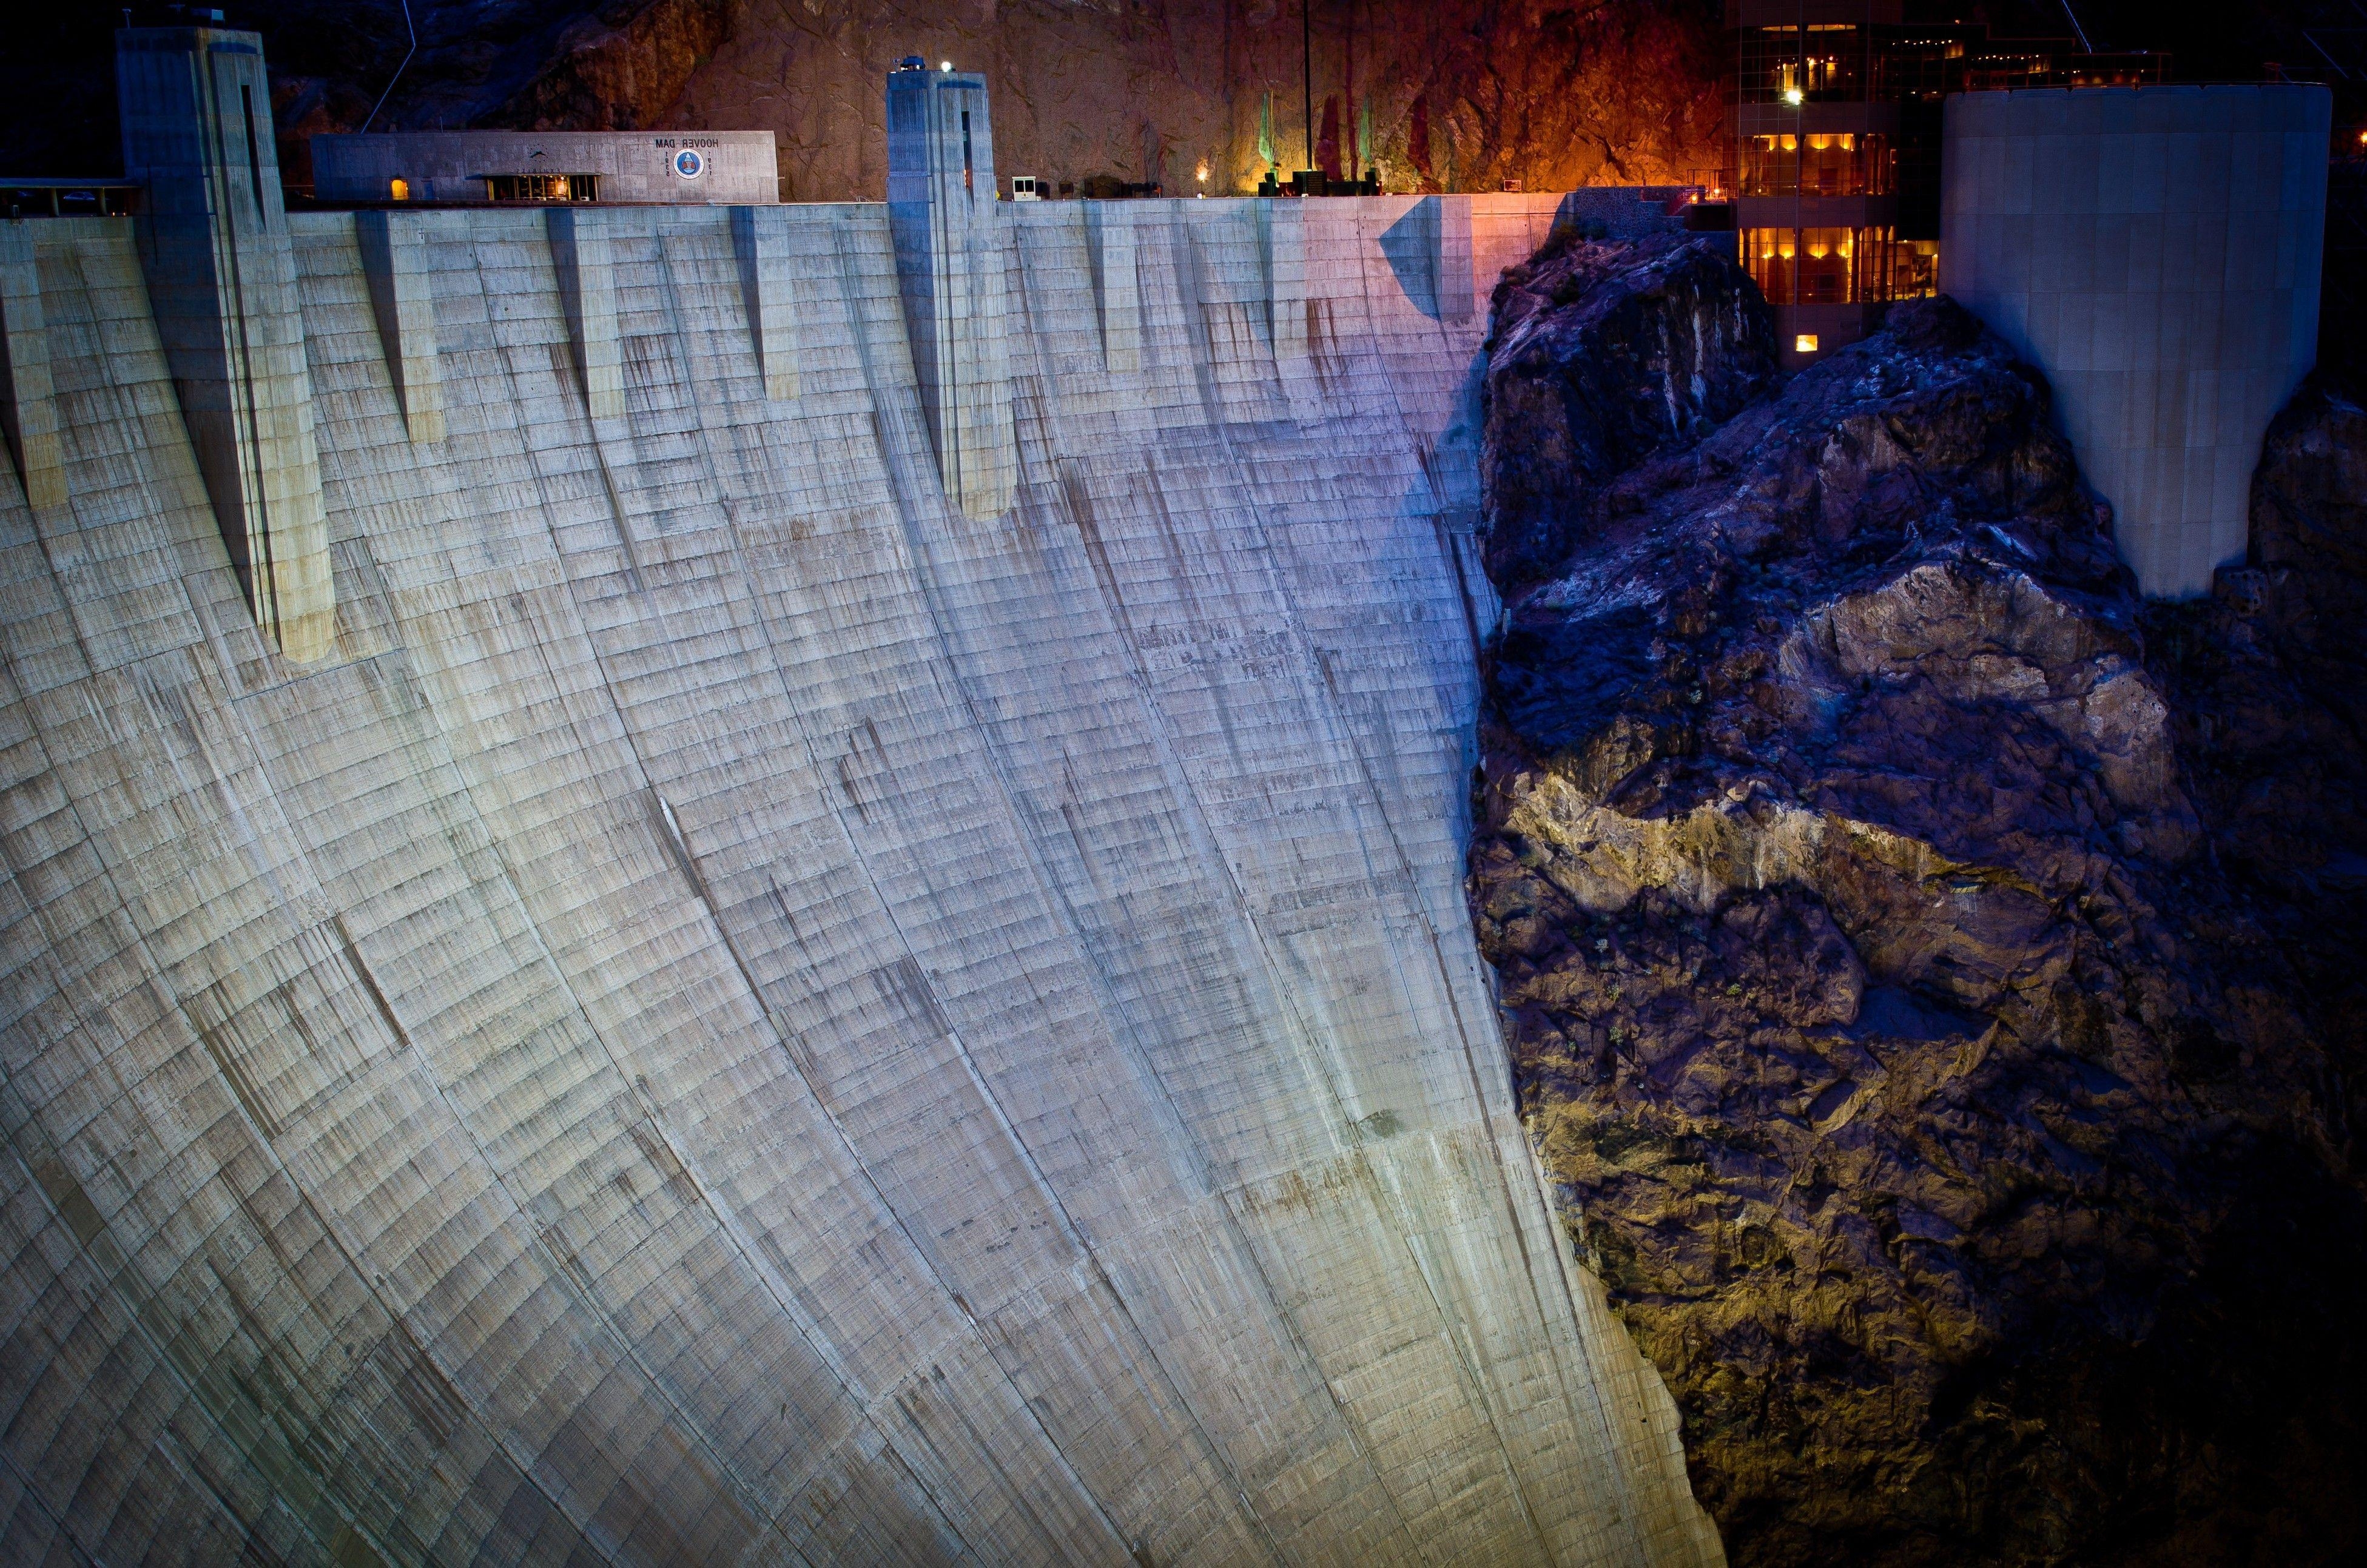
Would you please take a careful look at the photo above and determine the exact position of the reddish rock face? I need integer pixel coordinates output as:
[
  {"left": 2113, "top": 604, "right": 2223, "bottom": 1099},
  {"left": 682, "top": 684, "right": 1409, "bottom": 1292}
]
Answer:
[
  {"left": 0, "top": 2, "right": 1729, "bottom": 202},
  {"left": 656, "top": 0, "right": 1729, "bottom": 199},
  {"left": 1470, "top": 252, "right": 2367, "bottom": 1564}
]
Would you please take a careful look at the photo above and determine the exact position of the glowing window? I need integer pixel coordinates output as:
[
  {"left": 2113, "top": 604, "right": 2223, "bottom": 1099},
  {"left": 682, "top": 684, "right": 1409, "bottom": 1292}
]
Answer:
[
  {"left": 485, "top": 172, "right": 598, "bottom": 203},
  {"left": 1795, "top": 334, "right": 1820, "bottom": 354},
  {"left": 389, "top": 178, "right": 409, "bottom": 201}
]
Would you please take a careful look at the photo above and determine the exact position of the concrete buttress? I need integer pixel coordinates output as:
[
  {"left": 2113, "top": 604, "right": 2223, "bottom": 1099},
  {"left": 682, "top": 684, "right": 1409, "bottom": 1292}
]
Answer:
[
  {"left": 887, "top": 63, "right": 1016, "bottom": 519},
  {"left": 117, "top": 24, "right": 335, "bottom": 662},
  {"left": 732, "top": 203, "right": 802, "bottom": 402},
  {"left": 354, "top": 209, "right": 445, "bottom": 444},
  {"left": 1259, "top": 196, "right": 1309, "bottom": 363},
  {"left": 0, "top": 224, "right": 63, "bottom": 510},
  {"left": 547, "top": 205, "right": 624, "bottom": 420},
  {"left": 1434, "top": 195, "right": 1476, "bottom": 322},
  {"left": 1083, "top": 200, "right": 1142, "bottom": 374}
]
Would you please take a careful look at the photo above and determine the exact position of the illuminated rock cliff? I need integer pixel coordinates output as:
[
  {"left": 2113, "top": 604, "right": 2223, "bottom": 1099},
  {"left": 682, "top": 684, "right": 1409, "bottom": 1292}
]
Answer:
[{"left": 1470, "top": 234, "right": 2367, "bottom": 1564}]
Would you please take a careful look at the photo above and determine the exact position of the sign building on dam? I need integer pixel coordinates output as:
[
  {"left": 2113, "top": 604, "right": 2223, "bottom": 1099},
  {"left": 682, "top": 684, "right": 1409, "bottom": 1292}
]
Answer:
[{"left": 0, "top": 22, "right": 1725, "bottom": 1567}]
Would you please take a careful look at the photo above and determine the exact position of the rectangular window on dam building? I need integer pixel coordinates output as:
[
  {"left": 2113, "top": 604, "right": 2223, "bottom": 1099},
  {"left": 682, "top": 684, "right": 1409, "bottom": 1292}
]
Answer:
[
  {"left": 485, "top": 173, "right": 599, "bottom": 203},
  {"left": 1739, "top": 24, "right": 1867, "bottom": 104},
  {"left": 1742, "top": 227, "right": 1937, "bottom": 306},
  {"left": 1740, "top": 132, "right": 1890, "bottom": 198}
]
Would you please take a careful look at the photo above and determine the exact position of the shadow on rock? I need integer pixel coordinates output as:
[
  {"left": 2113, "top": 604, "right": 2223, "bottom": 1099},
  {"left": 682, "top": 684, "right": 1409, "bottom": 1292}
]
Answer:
[{"left": 1470, "top": 254, "right": 2367, "bottom": 1566}]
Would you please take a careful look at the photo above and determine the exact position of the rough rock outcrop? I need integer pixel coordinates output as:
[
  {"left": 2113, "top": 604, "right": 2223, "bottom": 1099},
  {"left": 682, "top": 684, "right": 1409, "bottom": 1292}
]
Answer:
[
  {"left": 1480, "top": 229, "right": 1778, "bottom": 591},
  {"left": 1470, "top": 270, "right": 2367, "bottom": 1564}
]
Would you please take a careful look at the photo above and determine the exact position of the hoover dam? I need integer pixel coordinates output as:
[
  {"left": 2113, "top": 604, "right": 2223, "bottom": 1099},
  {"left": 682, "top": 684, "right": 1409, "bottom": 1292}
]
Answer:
[
  {"left": 0, "top": 32, "right": 1725, "bottom": 1564},
  {"left": 13, "top": 10, "right": 2367, "bottom": 1565}
]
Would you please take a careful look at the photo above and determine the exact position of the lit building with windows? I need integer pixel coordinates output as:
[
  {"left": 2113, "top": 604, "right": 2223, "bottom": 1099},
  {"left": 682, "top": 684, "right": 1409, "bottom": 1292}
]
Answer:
[
  {"left": 309, "top": 129, "right": 779, "bottom": 205},
  {"left": 1726, "top": 2, "right": 2163, "bottom": 365}
]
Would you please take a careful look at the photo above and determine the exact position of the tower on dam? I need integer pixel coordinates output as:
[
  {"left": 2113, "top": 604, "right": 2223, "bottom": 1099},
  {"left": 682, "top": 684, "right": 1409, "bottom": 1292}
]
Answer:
[
  {"left": 116, "top": 22, "right": 335, "bottom": 662},
  {"left": 887, "top": 58, "right": 1018, "bottom": 520},
  {"left": 1942, "top": 84, "right": 2332, "bottom": 597}
]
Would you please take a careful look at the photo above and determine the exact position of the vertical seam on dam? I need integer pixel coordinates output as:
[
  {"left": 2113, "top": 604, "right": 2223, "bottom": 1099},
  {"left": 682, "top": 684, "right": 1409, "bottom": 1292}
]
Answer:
[
  {"left": 1181, "top": 413, "right": 1571, "bottom": 1568},
  {"left": 461, "top": 237, "right": 1008, "bottom": 1562},
  {"left": 866, "top": 289, "right": 1305, "bottom": 1568}
]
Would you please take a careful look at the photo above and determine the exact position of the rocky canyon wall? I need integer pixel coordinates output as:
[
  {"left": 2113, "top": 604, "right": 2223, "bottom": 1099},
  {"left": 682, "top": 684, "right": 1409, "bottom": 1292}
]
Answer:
[
  {"left": 2, "top": 2, "right": 1729, "bottom": 203},
  {"left": 678, "top": 0, "right": 1727, "bottom": 202},
  {"left": 1468, "top": 231, "right": 2367, "bottom": 1566}
]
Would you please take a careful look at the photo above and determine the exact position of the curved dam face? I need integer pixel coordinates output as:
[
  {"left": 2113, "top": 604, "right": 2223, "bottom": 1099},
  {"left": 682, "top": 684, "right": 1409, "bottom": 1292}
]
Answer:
[{"left": 0, "top": 192, "right": 1717, "bottom": 1566}]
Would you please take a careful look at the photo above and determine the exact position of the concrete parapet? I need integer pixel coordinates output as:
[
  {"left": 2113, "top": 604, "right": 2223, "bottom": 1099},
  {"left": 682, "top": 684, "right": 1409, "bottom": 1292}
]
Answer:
[
  {"left": 730, "top": 204, "right": 800, "bottom": 402},
  {"left": 887, "top": 65, "right": 1015, "bottom": 519},
  {"left": 1083, "top": 201, "right": 1140, "bottom": 374},
  {"left": 1942, "top": 84, "right": 2331, "bottom": 597},
  {"left": 547, "top": 205, "right": 624, "bottom": 421},
  {"left": 1177, "top": 200, "right": 1294, "bottom": 422},
  {"left": 0, "top": 226, "right": 63, "bottom": 511},
  {"left": 1258, "top": 197, "right": 1310, "bottom": 363},
  {"left": 118, "top": 24, "right": 334, "bottom": 663},
  {"left": 354, "top": 209, "right": 445, "bottom": 443},
  {"left": 1551, "top": 186, "right": 1695, "bottom": 242}
]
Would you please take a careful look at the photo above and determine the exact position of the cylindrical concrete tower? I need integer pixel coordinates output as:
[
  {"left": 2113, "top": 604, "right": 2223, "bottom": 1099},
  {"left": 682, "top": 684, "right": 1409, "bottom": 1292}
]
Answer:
[{"left": 1941, "top": 85, "right": 2329, "bottom": 597}]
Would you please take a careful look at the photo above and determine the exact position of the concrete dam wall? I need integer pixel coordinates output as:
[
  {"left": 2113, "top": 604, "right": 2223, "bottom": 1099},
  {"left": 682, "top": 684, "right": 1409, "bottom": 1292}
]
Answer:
[{"left": 0, "top": 186, "right": 1724, "bottom": 1565}]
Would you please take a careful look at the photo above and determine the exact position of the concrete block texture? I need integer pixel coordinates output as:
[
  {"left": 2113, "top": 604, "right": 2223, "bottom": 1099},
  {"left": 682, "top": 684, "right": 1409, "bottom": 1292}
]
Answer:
[
  {"left": 547, "top": 206, "right": 624, "bottom": 420},
  {"left": 731, "top": 203, "right": 801, "bottom": 402},
  {"left": 1083, "top": 201, "right": 1142, "bottom": 373},
  {"left": 0, "top": 224, "right": 65, "bottom": 510},
  {"left": 118, "top": 25, "right": 336, "bottom": 661},
  {"left": 888, "top": 68, "right": 1016, "bottom": 520},
  {"left": 1941, "top": 84, "right": 2331, "bottom": 597},
  {"left": 0, "top": 192, "right": 1723, "bottom": 1566},
  {"left": 355, "top": 210, "right": 446, "bottom": 443}
]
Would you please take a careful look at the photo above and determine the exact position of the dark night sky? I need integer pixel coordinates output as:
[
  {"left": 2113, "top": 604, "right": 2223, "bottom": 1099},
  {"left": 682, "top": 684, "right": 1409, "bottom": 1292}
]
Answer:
[{"left": 5, "top": 1, "right": 2360, "bottom": 180}]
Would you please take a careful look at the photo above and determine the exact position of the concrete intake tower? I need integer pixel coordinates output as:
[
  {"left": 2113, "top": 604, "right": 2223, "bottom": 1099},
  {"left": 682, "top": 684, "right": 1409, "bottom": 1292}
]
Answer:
[{"left": 0, "top": 26, "right": 1723, "bottom": 1567}]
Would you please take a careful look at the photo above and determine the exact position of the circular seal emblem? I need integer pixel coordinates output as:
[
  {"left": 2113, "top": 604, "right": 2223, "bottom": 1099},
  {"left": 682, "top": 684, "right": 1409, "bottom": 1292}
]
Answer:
[{"left": 673, "top": 147, "right": 705, "bottom": 180}]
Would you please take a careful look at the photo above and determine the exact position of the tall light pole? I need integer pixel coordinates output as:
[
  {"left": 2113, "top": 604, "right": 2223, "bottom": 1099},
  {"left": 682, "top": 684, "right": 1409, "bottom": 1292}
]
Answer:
[{"left": 1303, "top": 0, "right": 1315, "bottom": 182}]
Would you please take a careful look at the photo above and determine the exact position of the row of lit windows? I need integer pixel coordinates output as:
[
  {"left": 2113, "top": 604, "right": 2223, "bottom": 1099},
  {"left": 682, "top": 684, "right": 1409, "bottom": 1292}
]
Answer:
[
  {"left": 1740, "top": 132, "right": 1891, "bottom": 197},
  {"left": 1739, "top": 27, "right": 1872, "bottom": 104},
  {"left": 487, "top": 173, "right": 599, "bottom": 203},
  {"left": 1740, "top": 226, "right": 1938, "bottom": 306},
  {"left": 1737, "top": 24, "right": 2160, "bottom": 104},
  {"left": 383, "top": 173, "right": 602, "bottom": 203},
  {"left": 1739, "top": 25, "right": 1971, "bottom": 98}
]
